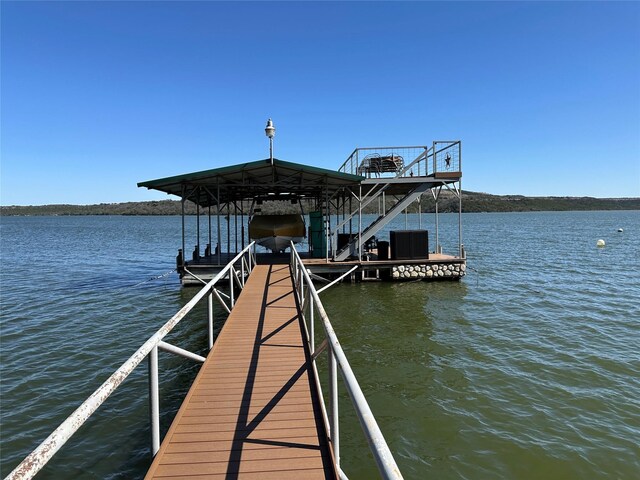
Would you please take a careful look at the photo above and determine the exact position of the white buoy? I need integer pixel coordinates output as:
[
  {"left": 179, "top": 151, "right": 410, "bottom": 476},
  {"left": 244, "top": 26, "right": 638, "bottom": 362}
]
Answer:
[
  {"left": 618, "top": 228, "right": 623, "bottom": 232},
  {"left": 597, "top": 239, "right": 606, "bottom": 247}
]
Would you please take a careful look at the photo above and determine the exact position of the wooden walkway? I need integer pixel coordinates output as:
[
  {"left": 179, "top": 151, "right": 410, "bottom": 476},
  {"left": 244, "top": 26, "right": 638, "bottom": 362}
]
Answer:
[{"left": 145, "top": 264, "right": 337, "bottom": 480}]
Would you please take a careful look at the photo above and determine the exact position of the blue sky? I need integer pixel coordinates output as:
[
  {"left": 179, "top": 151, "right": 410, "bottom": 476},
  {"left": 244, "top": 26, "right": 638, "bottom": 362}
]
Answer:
[{"left": 1, "top": 1, "right": 639, "bottom": 205}]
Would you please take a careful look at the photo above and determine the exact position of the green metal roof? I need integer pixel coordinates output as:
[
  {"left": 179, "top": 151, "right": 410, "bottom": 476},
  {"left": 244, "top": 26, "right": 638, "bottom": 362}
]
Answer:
[{"left": 138, "top": 158, "right": 364, "bottom": 207}]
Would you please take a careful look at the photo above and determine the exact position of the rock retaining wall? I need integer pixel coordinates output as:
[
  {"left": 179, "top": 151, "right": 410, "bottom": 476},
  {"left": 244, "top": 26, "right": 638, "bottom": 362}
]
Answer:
[{"left": 391, "top": 263, "right": 466, "bottom": 280}]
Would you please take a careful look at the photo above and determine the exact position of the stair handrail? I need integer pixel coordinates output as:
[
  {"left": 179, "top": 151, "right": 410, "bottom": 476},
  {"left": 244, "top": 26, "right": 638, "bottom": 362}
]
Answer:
[
  {"left": 329, "top": 182, "right": 389, "bottom": 247},
  {"left": 395, "top": 146, "right": 432, "bottom": 178},
  {"left": 290, "top": 243, "right": 403, "bottom": 480}
]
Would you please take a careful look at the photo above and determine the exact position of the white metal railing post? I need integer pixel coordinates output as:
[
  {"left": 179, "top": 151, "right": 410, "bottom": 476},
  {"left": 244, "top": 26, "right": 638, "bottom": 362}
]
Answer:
[
  {"left": 148, "top": 346, "right": 160, "bottom": 456},
  {"left": 328, "top": 346, "right": 340, "bottom": 467},
  {"left": 303, "top": 287, "right": 309, "bottom": 341},
  {"left": 208, "top": 289, "right": 214, "bottom": 349},
  {"left": 310, "top": 292, "right": 315, "bottom": 355},
  {"left": 230, "top": 267, "right": 235, "bottom": 308},
  {"left": 252, "top": 243, "right": 257, "bottom": 269},
  {"left": 241, "top": 257, "right": 245, "bottom": 287}
]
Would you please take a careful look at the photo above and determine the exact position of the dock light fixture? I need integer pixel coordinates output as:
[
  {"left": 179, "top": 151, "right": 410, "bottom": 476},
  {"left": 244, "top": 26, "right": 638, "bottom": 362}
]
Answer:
[{"left": 265, "top": 118, "right": 275, "bottom": 165}]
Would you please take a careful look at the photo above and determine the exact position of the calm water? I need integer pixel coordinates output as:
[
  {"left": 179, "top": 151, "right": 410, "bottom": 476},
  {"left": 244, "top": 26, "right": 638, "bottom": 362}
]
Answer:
[{"left": 1, "top": 212, "right": 639, "bottom": 479}]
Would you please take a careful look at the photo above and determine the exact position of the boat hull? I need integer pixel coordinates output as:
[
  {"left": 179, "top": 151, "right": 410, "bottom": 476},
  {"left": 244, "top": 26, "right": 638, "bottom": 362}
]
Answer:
[
  {"left": 249, "top": 214, "right": 305, "bottom": 252},
  {"left": 253, "top": 235, "right": 304, "bottom": 252}
]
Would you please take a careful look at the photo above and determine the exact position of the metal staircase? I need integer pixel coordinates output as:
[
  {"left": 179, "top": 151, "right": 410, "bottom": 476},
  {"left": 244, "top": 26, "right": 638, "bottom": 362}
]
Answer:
[
  {"left": 331, "top": 142, "right": 462, "bottom": 262},
  {"left": 333, "top": 182, "right": 431, "bottom": 261}
]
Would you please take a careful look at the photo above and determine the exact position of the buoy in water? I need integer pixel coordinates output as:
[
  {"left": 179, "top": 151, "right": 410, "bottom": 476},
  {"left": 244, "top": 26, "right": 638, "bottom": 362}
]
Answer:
[
  {"left": 597, "top": 239, "right": 606, "bottom": 247},
  {"left": 618, "top": 228, "right": 623, "bottom": 232}
]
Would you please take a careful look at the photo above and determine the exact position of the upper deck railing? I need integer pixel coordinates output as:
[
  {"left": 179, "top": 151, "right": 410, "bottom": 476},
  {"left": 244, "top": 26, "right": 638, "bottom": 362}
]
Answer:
[
  {"left": 338, "top": 142, "right": 461, "bottom": 180},
  {"left": 6, "top": 243, "right": 256, "bottom": 480},
  {"left": 290, "top": 243, "right": 403, "bottom": 480}
]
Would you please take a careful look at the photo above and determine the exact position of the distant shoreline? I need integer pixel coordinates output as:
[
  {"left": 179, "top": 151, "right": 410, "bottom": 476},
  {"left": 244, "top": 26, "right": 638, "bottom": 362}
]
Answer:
[{"left": 1, "top": 192, "right": 639, "bottom": 216}]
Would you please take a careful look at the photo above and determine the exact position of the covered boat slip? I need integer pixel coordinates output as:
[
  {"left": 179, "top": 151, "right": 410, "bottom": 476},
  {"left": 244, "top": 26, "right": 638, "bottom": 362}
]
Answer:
[{"left": 137, "top": 141, "right": 464, "bottom": 284}]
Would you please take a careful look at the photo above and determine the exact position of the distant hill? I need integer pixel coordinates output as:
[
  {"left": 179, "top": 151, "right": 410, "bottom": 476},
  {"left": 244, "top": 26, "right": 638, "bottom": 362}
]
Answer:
[
  {"left": 428, "top": 191, "right": 640, "bottom": 213},
  {"left": 1, "top": 193, "right": 639, "bottom": 216}
]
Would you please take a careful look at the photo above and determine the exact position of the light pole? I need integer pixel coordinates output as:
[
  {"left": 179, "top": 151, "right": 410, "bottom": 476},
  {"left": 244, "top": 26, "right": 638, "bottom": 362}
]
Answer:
[{"left": 265, "top": 118, "right": 275, "bottom": 165}]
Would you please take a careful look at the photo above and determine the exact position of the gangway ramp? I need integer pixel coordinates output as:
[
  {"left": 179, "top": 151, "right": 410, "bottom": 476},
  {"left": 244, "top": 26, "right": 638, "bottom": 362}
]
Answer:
[{"left": 145, "top": 264, "right": 337, "bottom": 479}]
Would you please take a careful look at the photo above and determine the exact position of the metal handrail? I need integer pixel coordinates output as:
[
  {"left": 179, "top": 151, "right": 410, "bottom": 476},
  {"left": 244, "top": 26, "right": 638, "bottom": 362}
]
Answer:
[
  {"left": 6, "top": 242, "right": 256, "bottom": 480},
  {"left": 289, "top": 243, "right": 403, "bottom": 480},
  {"left": 338, "top": 145, "right": 430, "bottom": 177}
]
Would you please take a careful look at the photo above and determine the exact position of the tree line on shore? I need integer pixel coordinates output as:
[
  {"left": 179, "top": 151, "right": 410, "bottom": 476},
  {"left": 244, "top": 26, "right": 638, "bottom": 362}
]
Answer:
[{"left": 1, "top": 192, "right": 639, "bottom": 216}]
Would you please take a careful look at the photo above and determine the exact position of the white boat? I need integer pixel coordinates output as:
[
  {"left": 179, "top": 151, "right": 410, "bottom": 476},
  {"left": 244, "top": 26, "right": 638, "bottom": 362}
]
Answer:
[{"left": 249, "top": 214, "right": 305, "bottom": 252}]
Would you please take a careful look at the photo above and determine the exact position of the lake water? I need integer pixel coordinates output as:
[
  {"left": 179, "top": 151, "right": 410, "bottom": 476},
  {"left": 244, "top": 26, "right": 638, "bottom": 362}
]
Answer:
[{"left": 1, "top": 212, "right": 639, "bottom": 479}]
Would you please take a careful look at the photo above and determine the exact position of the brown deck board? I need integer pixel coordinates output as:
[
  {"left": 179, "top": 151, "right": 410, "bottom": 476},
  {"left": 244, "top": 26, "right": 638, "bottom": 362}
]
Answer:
[{"left": 145, "top": 264, "right": 336, "bottom": 480}]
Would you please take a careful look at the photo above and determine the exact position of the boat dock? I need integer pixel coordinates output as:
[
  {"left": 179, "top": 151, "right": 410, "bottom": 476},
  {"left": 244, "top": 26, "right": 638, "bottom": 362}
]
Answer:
[
  {"left": 8, "top": 140, "right": 463, "bottom": 479},
  {"left": 145, "top": 264, "right": 336, "bottom": 479},
  {"left": 7, "top": 244, "right": 401, "bottom": 480},
  {"left": 137, "top": 141, "right": 465, "bottom": 286},
  {"left": 182, "top": 251, "right": 465, "bottom": 285}
]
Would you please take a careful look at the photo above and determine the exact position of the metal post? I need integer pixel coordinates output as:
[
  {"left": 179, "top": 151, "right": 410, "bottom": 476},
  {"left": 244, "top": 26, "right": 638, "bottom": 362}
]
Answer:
[
  {"left": 342, "top": 191, "right": 346, "bottom": 233},
  {"left": 208, "top": 291, "right": 214, "bottom": 349},
  {"left": 269, "top": 136, "right": 273, "bottom": 164},
  {"left": 435, "top": 196, "right": 439, "bottom": 253},
  {"left": 310, "top": 294, "right": 315, "bottom": 354},
  {"left": 349, "top": 195, "right": 352, "bottom": 234},
  {"left": 234, "top": 201, "right": 238, "bottom": 254},
  {"left": 181, "top": 196, "right": 185, "bottom": 271},
  {"left": 208, "top": 203, "right": 212, "bottom": 256},
  {"left": 217, "top": 181, "right": 221, "bottom": 265},
  {"left": 458, "top": 179, "right": 463, "bottom": 257},
  {"left": 230, "top": 267, "right": 235, "bottom": 308},
  {"left": 196, "top": 189, "right": 200, "bottom": 256},
  {"left": 419, "top": 195, "right": 422, "bottom": 229},
  {"left": 325, "top": 183, "right": 329, "bottom": 262},
  {"left": 432, "top": 141, "right": 437, "bottom": 174},
  {"left": 241, "top": 199, "right": 245, "bottom": 250},
  {"left": 328, "top": 348, "right": 339, "bottom": 467},
  {"left": 358, "top": 184, "right": 362, "bottom": 258},
  {"left": 226, "top": 203, "right": 230, "bottom": 255},
  {"left": 148, "top": 346, "right": 160, "bottom": 456},
  {"left": 458, "top": 142, "right": 463, "bottom": 258}
]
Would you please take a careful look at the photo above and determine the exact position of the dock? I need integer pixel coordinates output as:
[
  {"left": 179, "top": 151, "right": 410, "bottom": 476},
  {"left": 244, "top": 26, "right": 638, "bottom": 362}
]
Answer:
[
  {"left": 9, "top": 137, "right": 465, "bottom": 479},
  {"left": 137, "top": 141, "right": 465, "bottom": 286},
  {"left": 7, "top": 243, "right": 402, "bottom": 480},
  {"left": 145, "top": 264, "right": 337, "bottom": 479},
  {"left": 182, "top": 251, "right": 466, "bottom": 285}
]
